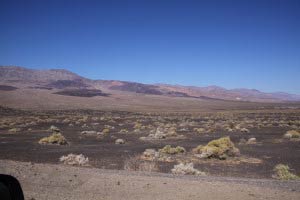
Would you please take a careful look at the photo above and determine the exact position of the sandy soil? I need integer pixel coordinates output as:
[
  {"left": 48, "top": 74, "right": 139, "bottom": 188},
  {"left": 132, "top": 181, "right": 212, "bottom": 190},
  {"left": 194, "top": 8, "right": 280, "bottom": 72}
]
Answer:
[{"left": 0, "top": 160, "right": 299, "bottom": 200}]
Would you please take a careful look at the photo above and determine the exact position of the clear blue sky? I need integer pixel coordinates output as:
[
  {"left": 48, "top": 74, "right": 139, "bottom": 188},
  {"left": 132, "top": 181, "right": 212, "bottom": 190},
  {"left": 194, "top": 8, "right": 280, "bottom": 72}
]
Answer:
[{"left": 1, "top": 0, "right": 299, "bottom": 94}]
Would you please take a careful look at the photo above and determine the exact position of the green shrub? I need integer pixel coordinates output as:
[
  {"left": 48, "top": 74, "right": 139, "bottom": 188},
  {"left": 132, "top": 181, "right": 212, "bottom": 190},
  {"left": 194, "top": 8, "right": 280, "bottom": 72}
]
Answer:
[
  {"left": 273, "top": 164, "right": 299, "bottom": 180},
  {"left": 159, "top": 145, "right": 186, "bottom": 154},
  {"left": 39, "top": 133, "right": 68, "bottom": 145},
  {"left": 193, "top": 136, "right": 239, "bottom": 159}
]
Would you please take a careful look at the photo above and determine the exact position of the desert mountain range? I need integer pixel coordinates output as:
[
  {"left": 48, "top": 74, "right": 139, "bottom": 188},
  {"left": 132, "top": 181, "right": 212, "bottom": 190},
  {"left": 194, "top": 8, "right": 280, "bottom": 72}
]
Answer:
[
  {"left": 1, "top": 66, "right": 299, "bottom": 102},
  {"left": 1, "top": 66, "right": 300, "bottom": 112}
]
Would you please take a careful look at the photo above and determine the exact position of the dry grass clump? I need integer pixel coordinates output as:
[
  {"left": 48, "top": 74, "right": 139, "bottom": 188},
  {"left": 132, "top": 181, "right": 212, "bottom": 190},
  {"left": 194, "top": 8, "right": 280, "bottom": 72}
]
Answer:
[
  {"left": 132, "top": 121, "right": 148, "bottom": 133},
  {"left": 77, "top": 116, "right": 89, "bottom": 124},
  {"left": 140, "top": 126, "right": 183, "bottom": 140},
  {"left": 246, "top": 137, "right": 257, "bottom": 144},
  {"left": 133, "top": 122, "right": 144, "bottom": 130},
  {"left": 240, "top": 137, "right": 257, "bottom": 145},
  {"left": 140, "top": 127, "right": 166, "bottom": 140},
  {"left": 115, "top": 138, "right": 125, "bottom": 144},
  {"left": 59, "top": 154, "right": 89, "bottom": 166},
  {"left": 39, "top": 133, "right": 68, "bottom": 145},
  {"left": 272, "top": 164, "right": 299, "bottom": 180},
  {"left": 240, "top": 128, "right": 250, "bottom": 133},
  {"left": 119, "top": 128, "right": 129, "bottom": 133},
  {"left": 283, "top": 130, "right": 300, "bottom": 139},
  {"left": 193, "top": 128, "right": 206, "bottom": 134},
  {"left": 193, "top": 136, "right": 239, "bottom": 159},
  {"left": 81, "top": 130, "right": 99, "bottom": 136},
  {"left": 8, "top": 128, "right": 21, "bottom": 133},
  {"left": 159, "top": 145, "right": 185, "bottom": 155},
  {"left": 166, "top": 126, "right": 177, "bottom": 136},
  {"left": 124, "top": 156, "right": 159, "bottom": 172},
  {"left": 141, "top": 149, "right": 160, "bottom": 161},
  {"left": 62, "top": 118, "right": 71, "bottom": 124},
  {"left": 171, "top": 163, "right": 206, "bottom": 176},
  {"left": 101, "top": 128, "right": 110, "bottom": 135},
  {"left": 49, "top": 125, "right": 60, "bottom": 133}
]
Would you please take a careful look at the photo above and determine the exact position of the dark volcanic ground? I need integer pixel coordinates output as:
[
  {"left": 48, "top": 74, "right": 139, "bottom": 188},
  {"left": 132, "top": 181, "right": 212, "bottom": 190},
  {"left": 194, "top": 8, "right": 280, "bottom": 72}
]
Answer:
[{"left": 0, "top": 109, "right": 299, "bottom": 180}]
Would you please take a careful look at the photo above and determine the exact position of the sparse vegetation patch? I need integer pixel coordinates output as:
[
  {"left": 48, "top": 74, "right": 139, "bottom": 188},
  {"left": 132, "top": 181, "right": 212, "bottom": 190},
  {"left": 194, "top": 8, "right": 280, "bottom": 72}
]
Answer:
[
  {"left": 283, "top": 130, "right": 300, "bottom": 139},
  {"left": 272, "top": 164, "right": 299, "bottom": 180},
  {"left": 159, "top": 145, "right": 185, "bottom": 155},
  {"left": 124, "top": 156, "right": 159, "bottom": 172},
  {"left": 39, "top": 133, "right": 68, "bottom": 145},
  {"left": 8, "top": 128, "right": 21, "bottom": 133},
  {"left": 171, "top": 163, "right": 206, "bottom": 176},
  {"left": 60, "top": 153, "right": 89, "bottom": 166},
  {"left": 193, "top": 136, "right": 240, "bottom": 159},
  {"left": 115, "top": 138, "right": 125, "bottom": 144}
]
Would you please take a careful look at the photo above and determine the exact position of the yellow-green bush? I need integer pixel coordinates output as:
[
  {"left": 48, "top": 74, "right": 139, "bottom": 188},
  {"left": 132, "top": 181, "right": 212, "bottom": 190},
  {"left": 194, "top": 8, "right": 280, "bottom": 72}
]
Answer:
[
  {"left": 39, "top": 133, "right": 68, "bottom": 145},
  {"left": 159, "top": 145, "right": 185, "bottom": 155},
  {"left": 101, "top": 128, "right": 110, "bottom": 135},
  {"left": 193, "top": 136, "right": 239, "bottom": 159},
  {"left": 273, "top": 164, "right": 299, "bottom": 180}
]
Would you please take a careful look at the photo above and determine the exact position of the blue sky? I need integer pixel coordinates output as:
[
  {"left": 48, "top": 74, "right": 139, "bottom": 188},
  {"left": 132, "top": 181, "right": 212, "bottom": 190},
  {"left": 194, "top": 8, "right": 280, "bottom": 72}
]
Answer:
[{"left": 1, "top": 0, "right": 300, "bottom": 94}]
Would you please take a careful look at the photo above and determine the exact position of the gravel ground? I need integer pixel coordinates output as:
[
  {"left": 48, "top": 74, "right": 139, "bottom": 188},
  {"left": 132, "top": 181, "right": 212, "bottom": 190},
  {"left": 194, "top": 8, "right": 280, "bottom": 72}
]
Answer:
[{"left": 0, "top": 159, "right": 299, "bottom": 200}]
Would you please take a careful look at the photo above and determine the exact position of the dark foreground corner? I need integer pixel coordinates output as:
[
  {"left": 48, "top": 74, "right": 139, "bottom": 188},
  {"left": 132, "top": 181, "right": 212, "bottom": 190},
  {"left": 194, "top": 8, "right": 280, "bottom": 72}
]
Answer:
[{"left": 0, "top": 175, "right": 24, "bottom": 200}]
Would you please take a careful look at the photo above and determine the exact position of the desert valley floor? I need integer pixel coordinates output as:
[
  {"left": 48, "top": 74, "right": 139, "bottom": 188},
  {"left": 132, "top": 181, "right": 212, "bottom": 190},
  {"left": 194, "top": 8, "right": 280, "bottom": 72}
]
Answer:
[
  {"left": 1, "top": 66, "right": 300, "bottom": 199},
  {"left": 1, "top": 107, "right": 300, "bottom": 199},
  {"left": 1, "top": 107, "right": 300, "bottom": 178}
]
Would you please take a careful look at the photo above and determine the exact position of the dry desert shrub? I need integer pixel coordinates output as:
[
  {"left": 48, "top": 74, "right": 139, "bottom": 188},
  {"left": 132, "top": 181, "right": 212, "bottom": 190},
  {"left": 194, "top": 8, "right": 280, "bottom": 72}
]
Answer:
[
  {"left": 49, "top": 125, "right": 60, "bottom": 133},
  {"left": 159, "top": 145, "right": 186, "bottom": 155},
  {"left": 8, "top": 128, "right": 21, "bottom": 133},
  {"left": 240, "top": 128, "right": 250, "bottom": 133},
  {"left": 141, "top": 149, "right": 160, "bottom": 161},
  {"left": 283, "top": 130, "right": 300, "bottom": 139},
  {"left": 60, "top": 154, "right": 89, "bottom": 166},
  {"left": 62, "top": 118, "right": 71, "bottom": 124},
  {"left": 81, "top": 130, "right": 98, "bottom": 136},
  {"left": 39, "top": 133, "right": 68, "bottom": 145},
  {"left": 246, "top": 137, "right": 257, "bottom": 144},
  {"left": 240, "top": 137, "right": 257, "bottom": 145},
  {"left": 171, "top": 163, "right": 206, "bottom": 176},
  {"left": 133, "top": 122, "right": 143, "bottom": 129},
  {"left": 101, "top": 128, "right": 110, "bottom": 135},
  {"left": 124, "top": 156, "right": 159, "bottom": 172},
  {"left": 272, "top": 164, "right": 299, "bottom": 180},
  {"left": 115, "top": 138, "right": 125, "bottom": 144},
  {"left": 140, "top": 127, "right": 166, "bottom": 140},
  {"left": 140, "top": 125, "right": 183, "bottom": 140},
  {"left": 193, "top": 127, "right": 206, "bottom": 134},
  {"left": 193, "top": 136, "right": 240, "bottom": 159},
  {"left": 119, "top": 128, "right": 129, "bottom": 133}
]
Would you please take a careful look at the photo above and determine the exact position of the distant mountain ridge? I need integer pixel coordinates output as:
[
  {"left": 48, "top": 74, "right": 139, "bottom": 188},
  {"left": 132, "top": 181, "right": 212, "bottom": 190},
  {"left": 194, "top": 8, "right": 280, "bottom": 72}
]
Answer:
[
  {"left": 0, "top": 66, "right": 85, "bottom": 83},
  {"left": 1, "top": 66, "right": 299, "bottom": 102}
]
